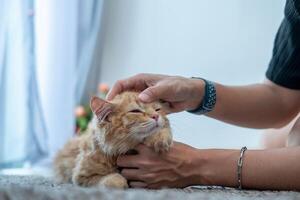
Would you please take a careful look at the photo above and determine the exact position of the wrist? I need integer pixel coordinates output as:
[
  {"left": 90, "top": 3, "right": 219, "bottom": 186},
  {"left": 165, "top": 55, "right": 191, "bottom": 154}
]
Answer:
[
  {"left": 187, "top": 78, "right": 205, "bottom": 111},
  {"left": 194, "top": 149, "right": 239, "bottom": 187},
  {"left": 172, "top": 143, "right": 205, "bottom": 186}
]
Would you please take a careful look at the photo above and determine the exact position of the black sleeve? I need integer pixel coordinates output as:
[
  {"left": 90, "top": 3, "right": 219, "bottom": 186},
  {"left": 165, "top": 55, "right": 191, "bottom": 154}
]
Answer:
[{"left": 266, "top": 0, "right": 300, "bottom": 90}]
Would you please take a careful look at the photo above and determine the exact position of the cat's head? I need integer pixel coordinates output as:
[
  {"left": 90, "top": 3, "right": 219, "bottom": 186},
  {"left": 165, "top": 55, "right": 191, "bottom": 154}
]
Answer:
[{"left": 90, "top": 91, "right": 170, "bottom": 155}]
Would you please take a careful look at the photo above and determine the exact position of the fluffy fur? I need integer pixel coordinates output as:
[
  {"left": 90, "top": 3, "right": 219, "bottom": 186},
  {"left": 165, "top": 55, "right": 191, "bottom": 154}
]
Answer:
[{"left": 54, "top": 92, "right": 172, "bottom": 189}]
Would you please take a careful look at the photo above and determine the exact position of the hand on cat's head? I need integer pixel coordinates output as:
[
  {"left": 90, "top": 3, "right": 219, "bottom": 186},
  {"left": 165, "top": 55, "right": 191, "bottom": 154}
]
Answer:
[{"left": 106, "top": 73, "right": 205, "bottom": 113}]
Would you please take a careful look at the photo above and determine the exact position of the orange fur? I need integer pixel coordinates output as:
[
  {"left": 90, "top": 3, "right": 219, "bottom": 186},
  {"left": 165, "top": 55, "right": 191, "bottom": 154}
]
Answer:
[{"left": 54, "top": 91, "right": 172, "bottom": 189}]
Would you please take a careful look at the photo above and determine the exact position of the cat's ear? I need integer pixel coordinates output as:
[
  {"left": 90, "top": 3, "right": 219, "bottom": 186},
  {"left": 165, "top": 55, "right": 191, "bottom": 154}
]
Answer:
[{"left": 90, "top": 96, "right": 113, "bottom": 122}]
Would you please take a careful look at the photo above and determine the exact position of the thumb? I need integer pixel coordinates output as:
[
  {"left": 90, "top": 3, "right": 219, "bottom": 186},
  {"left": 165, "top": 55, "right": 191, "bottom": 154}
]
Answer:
[{"left": 138, "top": 86, "right": 165, "bottom": 103}]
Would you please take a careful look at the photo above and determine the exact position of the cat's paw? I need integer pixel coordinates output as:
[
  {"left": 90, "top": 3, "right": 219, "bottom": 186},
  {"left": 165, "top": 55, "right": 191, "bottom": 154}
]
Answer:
[
  {"left": 153, "top": 138, "right": 172, "bottom": 153},
  {"left": 99, "top": 173, "right": 128, "bottom": 189},
  {"left": 144, "top": 130, "right": 172, "bottom": 153}
]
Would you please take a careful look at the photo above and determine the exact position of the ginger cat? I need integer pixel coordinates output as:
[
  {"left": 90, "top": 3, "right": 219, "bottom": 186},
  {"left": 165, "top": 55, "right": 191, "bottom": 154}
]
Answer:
[{"left": 54, "top": 91, "right": 172, "bottom": 189}]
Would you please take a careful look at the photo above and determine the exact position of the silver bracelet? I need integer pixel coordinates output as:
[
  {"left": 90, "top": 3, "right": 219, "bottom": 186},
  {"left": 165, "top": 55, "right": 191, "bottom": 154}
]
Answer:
[{"left": 237, "top": 146, "right": 247, "bottom": 189}]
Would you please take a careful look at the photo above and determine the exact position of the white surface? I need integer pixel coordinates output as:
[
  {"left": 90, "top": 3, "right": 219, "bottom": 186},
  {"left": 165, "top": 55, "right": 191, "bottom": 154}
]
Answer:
[
  {"left": 0, "top": 167, "right": 52, "bottom": 177},
  {"left": 98, "top": 0, "right": 286, "bottom": 149}
]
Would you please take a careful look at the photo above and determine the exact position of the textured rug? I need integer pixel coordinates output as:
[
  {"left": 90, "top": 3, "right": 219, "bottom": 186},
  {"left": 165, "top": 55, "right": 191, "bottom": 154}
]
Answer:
[{"left": 0, "top": 175, "right": 299, "bottom": 200}]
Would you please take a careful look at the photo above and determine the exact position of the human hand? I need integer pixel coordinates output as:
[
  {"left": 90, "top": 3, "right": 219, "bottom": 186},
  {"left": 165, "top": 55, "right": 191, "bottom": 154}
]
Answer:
[
  {"left": 117, "top": 142, "right": 202, "bottom": 189},
  {"left": 107, "top": 73, "right": 205, "bottom": 113}
]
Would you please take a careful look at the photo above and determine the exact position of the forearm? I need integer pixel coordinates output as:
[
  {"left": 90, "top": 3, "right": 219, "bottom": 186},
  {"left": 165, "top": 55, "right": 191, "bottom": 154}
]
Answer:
[
  {"left": 205, "top": 81, "right": 300, "bottom": 129},
  {"left": 193, "top": 147, "right": 300, "bottom": 190}
]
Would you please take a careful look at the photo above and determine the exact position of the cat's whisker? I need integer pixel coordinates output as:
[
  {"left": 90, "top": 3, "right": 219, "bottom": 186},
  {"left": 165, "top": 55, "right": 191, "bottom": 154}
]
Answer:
[
  {"left": 138, "top": 122, "right": 154, "bottom": 129},
  {"left": 137, "top": 121, "right": 149, "bottom": 126},
  {"left": 112, "top": 135, "right": 132, "bottom": 148},
  {"left": 111, "top": 130, "right": 137, "bottom": 150},
  {"left": 140, "top": 121, "right": 152, "bottom": 126},
  {"left": 113, "top": 140, "right": 133, "bottom": 155}
]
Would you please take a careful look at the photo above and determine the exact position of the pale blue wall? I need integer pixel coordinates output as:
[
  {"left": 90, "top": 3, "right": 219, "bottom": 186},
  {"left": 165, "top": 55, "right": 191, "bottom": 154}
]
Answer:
[{"left": 98, "top": 0, "right": 286, "bottom": 149}]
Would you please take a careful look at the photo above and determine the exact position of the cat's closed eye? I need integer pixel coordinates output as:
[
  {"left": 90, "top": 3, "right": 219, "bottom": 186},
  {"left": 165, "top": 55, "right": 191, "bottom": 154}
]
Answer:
[
  {"left": 155, "top": 108, "right": 161, "bottom": 112},
  {"left": 129, "top": 109, "right": 143, "bottom": 113}
]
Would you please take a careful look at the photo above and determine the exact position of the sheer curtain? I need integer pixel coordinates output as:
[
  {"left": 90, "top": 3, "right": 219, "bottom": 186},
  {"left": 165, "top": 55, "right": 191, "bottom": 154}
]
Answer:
[
  {"left": 0, "top": 0, "right": 104, "bottom": 169},
  {"left": 0, "top": 0, "right": 44, "bottom": 168},
  {"left": 35, "top": 0, "right": 104, "bottom": 163}
]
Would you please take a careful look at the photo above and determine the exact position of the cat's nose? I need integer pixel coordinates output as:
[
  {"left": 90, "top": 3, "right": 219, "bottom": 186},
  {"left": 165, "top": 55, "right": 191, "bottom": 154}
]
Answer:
[{"left": 151, "top": 114, "right": 159, "bottom": 121}]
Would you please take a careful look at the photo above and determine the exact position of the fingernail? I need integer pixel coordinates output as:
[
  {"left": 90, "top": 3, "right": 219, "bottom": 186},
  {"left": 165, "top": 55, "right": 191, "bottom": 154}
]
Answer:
[{"left": 139, "top": 93, "right": 150, "bottom": 102}]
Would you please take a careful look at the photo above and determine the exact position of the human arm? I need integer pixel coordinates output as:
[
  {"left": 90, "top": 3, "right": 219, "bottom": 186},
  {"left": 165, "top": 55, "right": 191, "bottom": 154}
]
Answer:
[
  {"left": 117, "top": 142, "right": 300, "bottom": 190},
  {"left": 107, "top": 73, "right": 300, "bottom": 129},
  {"left": 207, "top": 79, "right": 300, "bottom": 128}
]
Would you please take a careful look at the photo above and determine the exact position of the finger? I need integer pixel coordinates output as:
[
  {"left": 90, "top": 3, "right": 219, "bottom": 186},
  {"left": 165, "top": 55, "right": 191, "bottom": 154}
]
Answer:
[
  {"left": 138, "top": 86, "right": 162, "bottom": 103},
  {"left": 117, "top": 154, "right": 139, "bottom": 168},
  {"left": 134, "top": 144, "right": 151, "bottom": 153},
  {"left": 129, "top": 181, "right": 147, "bottom": 188},
  {"left": 120, "top": 169, "right": 141, "bottom": 181},
  {"left": 147, "top": 182, "right": 166, "bottom": 189},
  {"left": 138, "top": 82, "right": 174, "bottom": 103},
  {"left": 106, "top": 80, "right": 123, "bottom": 100},
  {"left": 147, "top": 180, "right": 179, "bottom": 189},
  {"left": 106, "top": 74, "right": 148, "bottom": 100}
]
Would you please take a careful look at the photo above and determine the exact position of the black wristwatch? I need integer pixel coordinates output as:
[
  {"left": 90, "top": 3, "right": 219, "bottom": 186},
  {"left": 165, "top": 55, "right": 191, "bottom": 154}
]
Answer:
[{"left": 187, "top": 77, "right": 216, "bottom": 115}]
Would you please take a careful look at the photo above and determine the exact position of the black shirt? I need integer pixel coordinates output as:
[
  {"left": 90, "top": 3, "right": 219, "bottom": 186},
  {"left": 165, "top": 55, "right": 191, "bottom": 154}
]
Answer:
[{"left": 266, "top": 0, "right": 300, "bottom": 89}]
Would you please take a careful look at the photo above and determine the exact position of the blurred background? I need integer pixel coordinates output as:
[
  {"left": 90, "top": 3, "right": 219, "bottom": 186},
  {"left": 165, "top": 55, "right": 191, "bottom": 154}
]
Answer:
[{"left": 0, "top": 0, "right": 285, "bottom": 173}]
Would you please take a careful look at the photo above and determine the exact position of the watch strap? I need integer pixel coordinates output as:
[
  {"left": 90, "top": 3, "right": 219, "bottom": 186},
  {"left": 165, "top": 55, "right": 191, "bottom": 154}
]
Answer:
[{"left": 187, "top": 77, "right": 216, "bottom": 115}]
